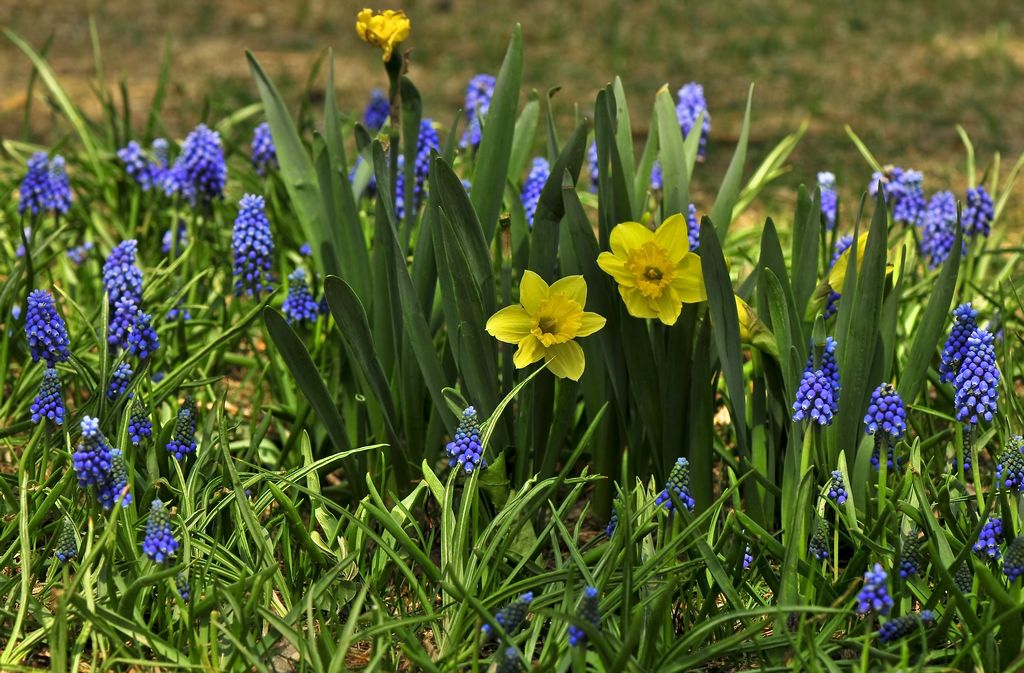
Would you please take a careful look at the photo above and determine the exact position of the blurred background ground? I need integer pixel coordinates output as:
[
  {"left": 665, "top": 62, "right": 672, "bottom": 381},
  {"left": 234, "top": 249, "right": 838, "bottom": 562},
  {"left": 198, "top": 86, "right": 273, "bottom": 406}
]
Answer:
[{"left": 2, "top": 0, "right": 1023, "bottom": 224}]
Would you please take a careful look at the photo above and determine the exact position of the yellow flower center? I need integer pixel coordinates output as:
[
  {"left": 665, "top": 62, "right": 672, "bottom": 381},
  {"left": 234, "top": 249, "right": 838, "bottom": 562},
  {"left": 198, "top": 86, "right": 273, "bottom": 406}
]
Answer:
[
  {"left": 530, "top": 294, "right": 583, "bottom": 347},
  {"left": 626, "top": 242, "right": 675, "bottom": 299}
]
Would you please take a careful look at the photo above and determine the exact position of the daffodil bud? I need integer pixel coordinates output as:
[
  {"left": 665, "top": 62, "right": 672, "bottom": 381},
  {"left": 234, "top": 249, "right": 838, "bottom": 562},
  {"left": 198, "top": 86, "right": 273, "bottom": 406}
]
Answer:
[{"left": 735, "top": 296, "right": 778, "bottom": 359}]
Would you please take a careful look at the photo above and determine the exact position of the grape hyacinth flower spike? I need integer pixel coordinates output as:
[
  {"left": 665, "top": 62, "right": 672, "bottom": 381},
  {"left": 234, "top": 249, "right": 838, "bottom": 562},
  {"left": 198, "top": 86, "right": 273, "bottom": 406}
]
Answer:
[
  {"left": 461, "top": 74, "right": 496, "bottom": 148},
  {"left": 864, "top": 382, "right": 906, "bottom": 472},
  {"left": 685, "top": 203, "right": 700, "bottom": 251},
  {"left": 963, "top": 186, "right": 994, "bottom": 239},
  {"left": 675, "top": 82, "right": 711, "bottom": 160},
  {"left": 856, "top": 564, "right": 894, "bottom": 616},
  {"left": 743, "top": 545, "right": 754, "bottom": 570},
  {"left": 920, "top": 190, "right": 962, "bottom": 269},
  {"left": 395, "top": 118, "right": 440, "bottom": 218},
  {"left": 107, "top": 362, "right": 134, "bottom": 400},
  {"left": 605, "top": 508, "right": 619, "bottom": 538},
  {"left": 31, "top": 367, "right": 65, "bottom": 426},
  {"left": 142, "top": 499, "right": 179, "bottom": 563},
  {"left": 25, "top": 289, "right": 71, "bottom": 366},
  {"left": 127, "top": 311, "right": 159, "bottom": 360},
  {"left": 282, "top": 268, "right": 321, "bottom": 326},
  {"left": 898, "top": 531, "right": 923, "bottom": 579},
  {"left": 481, "top": 592, "right": 533, "bottom": 638},
  {"left": 996, "top": 436, "right": 1024, "bottom": 492},
  {"left": 362, "top": 88, "right": 390, "bottom": 133},
  {"left": 55, "top": 518, "right": 78, "bottom": 563},
  {"left": 939, "top": 303, "right": 978, "bottom": 383},
  {"left": 98, "top": 449, "right": 132, "bottom": 510},
  {"left": 103, "top": 240, "right": 144, "bottom": 308},
  {"left": 251, "top": 122, "right": 278, "bottom": 177},
  {"left": 953, "top": 328, "right": 999, "bottom": 472},
  {"left": 445, "top": 406, "right": 485, "bottom": 472},
  {"left": 973, "top": 517, "right": 1004, "bottom": 560},
  {"left": 568, "top": 586, "right": 601, "bottom": 647},
  {"left": 18, "top": 152, "right": 51, "bottom": 215},
  {"left": 72, "top": 416, "right": 114, "bottom": 488},
  {"left": 67, "top": 241, "right": 94, "bottom": 265},
  {"left": 655, "top": 457, "right": 696, "bottom": 511},
  {"left": 1003, "top": 535, "right": 1024, "bottom": 582},
  {"left": 878, "top": 611, "right": 934, "bottom": 644},
  {"left": 587, "top": 141, "right": 599, "bottom": 193},
  {"left": 109, "top": 294, "right": 141, "bottom": 351},
  {"left": 162, "top": 222, "right": 188, "bottom": 257},
  {"left": 232, "top": 194, "right": 275, "bottom": 298},
  {"left": 166, "top": 396, "right": 199, "bottom": 460},
  {"left": 176, "top": 572, "right": 192, "bottom": 602},
  {"left": 117, "top": 141, "right": 157, "bottom": 190},
  {"left": 827, "top": 470, "right": 847, "bottom": 505},
  {"left": 809, "top": 517, "right": 830, "bottom": 560},
  {"left": 128, "top": 397, "right": 153, "bottom": 446},
  {"left": 817, "top": 171, "right": 838, "bottom": 230},
  {"left": 46, "top": 156, "right": 73, "bottom": 214},
  {"left": 171, "top": 123, "right": 227, "bottom": 207},
  {"left": 497, "top": 646, "right": 523, "bottom": 673},
  {"left": 791, "top": 344, "right": 837, "bottom": 426},
  {"left": 521, "top": 157, "right": 549, "bottom": 226}
]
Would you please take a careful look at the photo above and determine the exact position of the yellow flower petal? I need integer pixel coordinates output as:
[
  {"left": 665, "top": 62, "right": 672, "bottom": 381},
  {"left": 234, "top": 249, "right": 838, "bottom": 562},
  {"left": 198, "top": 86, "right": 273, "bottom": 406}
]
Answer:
[
  {"left": 513, "top": 335, "right": 546, "bottom": 368},
  {"left": 549, "top": 275, "right": 587, "bottom": 306},
  {"left": 518, "top": 270, "right": 549, "bottom": 313},
  {"left": 669, "top": 254, "right": 707, "bottom": 303},
  {"left": 597, "top": 252, "right": 635, "bottom": 287},
  {"left": 653, "top": 213, "right": 690, "bottom": 262},
  {"left": 653, "top": 290, "right": 683, "bottom": 325},
  {"left": 485, "top": 305, "right": 533, "bottom": 343},
  {"left": 619, "top": 286, "right": 659, "bottom": 319},
  {"left": 735, "top": 296, "right": 753, "bottom": 342},
  {"left": 545, "top": 341, "right": 586, "bottom": 380},
  {"left": 609, "top": 221, "right": 654, "bottom": 257},
  {"left": 576, "top": 311, "right": 606, "bottom": 337}
]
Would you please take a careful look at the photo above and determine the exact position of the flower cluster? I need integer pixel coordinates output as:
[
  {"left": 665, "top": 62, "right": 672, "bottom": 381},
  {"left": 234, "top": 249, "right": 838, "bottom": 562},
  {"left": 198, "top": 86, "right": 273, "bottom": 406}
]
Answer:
[
  {"left": 587, "top": 141, "right": 599, "bottom": 193},
  {"left": 31, "top": 367, "right": 64, "bottom": 426},
  {"left": 996, "top": 437, "right": 1024, "bottom": 492},
  {"left": 817, "top": 171, "right": 838, "bottom": 230},
  {"left": 655, "top": 457, "right": 696, "bottom": 512},
  {"left": 251, "top": 122, "right": 278, "bottom": 177},
  {"left": 363, "top": 89, "right": 390, "bottom": 132},
  {"left": 127, "top": 311, "right": 159, "bottom": 360},
  {"left": 232, "top": 194, "right": 275, "bottom": 298},
  {"left": 67, "top": 241, "right": 94, "bottom": 265},
  {"left": 117, "top": 140, "right": 168, "bottom": 191},
  {"left": 25, "top": 289, "right": 71, "bottom": 366},
  {"left": 792, "top": 367, "right": 835, "bottom": 426},
  {"left": 954, "top": 560, "right": 973, "bottom": 593},
  {"left": 963, "top": 185, "right": 994, "bottom": 239},
  {"left": 974, "top": 517, "right": 1004, "bottom": 560},
  {"left": 72, "top": 417, "right": 114, "bottom": 488},
  {"left": 568, "top": 586, "right": 601, "bottom": 647},
  {"left": 743, "top": 545, "right": 753, "bottom": 570},
  {"left": 107, "top": 362, "right": 134, "bottom": 400},
  {"left": 128, "top": 397, "right": 153, "bottom": 445},
  {"left": 162, "top": 222, "right": 188, "bottom": 257},
  {"left": 497, "top": 647, "right": 522, "bottom": 673},
  {"left": 1003, "top": 536, "right": 1024, "bottom": 582},
  {"left": 461, "top": 74, "right": 496, "bottom": 148},
  {"left": 605, "top": 508, "right": 618, "bottom": 538},
  {"left": 481, "top": 592, "right": 533, "bottom": 638},
  {"left": 55, "top": 518, "right": 78, "bottom": 563},
  {"left": 283, "top": 268, "right": 322, "bottom": 326},
  {"left": 103, "top": 240, "right": 144, "bottom": 308},
  {"left": 166, "top": 396, "right": 199, "bottom": 460},
  {"left": 521, "top": 157, "right": 549, "bottom": 226},
  {"left": 97, "top": 449, "right": 132, "bottom": 510},
  {"left": 939, "top": 303, "right": 978, "bottom": 383},
  {"left": 675, "top": 83, "right": 711, "bottom": 160},
  {"left": 395, "top": 119, "right": 440, "bottom": 218},
  {"left": 898, "top": 532, "right": 923, "bottom": 579},
  {"left": 920, "top": 190, "right": 962, "bottom": 269},
  {"left": 445, "top": 406, "right": 485, "bottom": 472},
  {"left": 864, "top": 382, "right": 905, "bottom": 438},
  {"left": 18, "top": 152, "right": 73, "bottom": 215},
  {"left": 856, "top": 564, "right": 893, "bottom": 616},
  {"left": 878, "top": 611, "right": 933, "bottom": 644},
  {"left": 142, "top": 500, "right": 179, "bottom": 563},
  {"left": 170, "top": 124, "right": 228, "bottom": 207},
  {"left": 828, "top": 470, "right": 847, "bottom": 505},
  {"left": 953, "top": 328, "right": 999, "bottom": 425},
  {"left": 176, "top": 572, "right": 192, "bottom": 602},
  {"left": 870, "top": 166, "right": 925, "bottom": 226},
  {"left": 809, "top": 517, "right": 830, "bottom": 560},
  {"left": 685, "top": 203, "right": 700, "bottom": 251}
]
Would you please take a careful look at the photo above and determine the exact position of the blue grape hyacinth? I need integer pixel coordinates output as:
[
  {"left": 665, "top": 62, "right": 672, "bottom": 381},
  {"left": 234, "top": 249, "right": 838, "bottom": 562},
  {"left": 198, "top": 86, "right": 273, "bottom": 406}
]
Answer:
[
  {"left": 67, "top": 241, "right": 94, "bottom": 265},
  {"left": 587, "top": 141, "right": 599, "bottom": 193},
  {"left": 920, "top": 190, "right": 962, "bottom": 269},
  {"left": 655, "top": 457, "right": 696, "bottom": 511},
  {"left": 251, "top": 122, "right": 278, "bottom": 177},
  {"left": 55, "top": 518, "right": 78, "bottom": 563},
  {"left": 830, "top": 235, "right": 855, "bottom": 269},
  {"left": 25, "top": 289, "right": 70, "bottom": 366},
  {"left": 898, "top": 532, "right": 923, "bottom": 579},
  {"left": 743, "top": 545, "right": 753, "bottom": 570},
  {"left": 31, "top": 367, "right": 64, "bottom": 426},
  {"left": 117, "top": 141, "right": 157, "bottom": 191},
  {"left": 675, "top": 83, "right": 711, "bottom": 160},
  {"left": 791, "top": 350, "right": 836, "bottom": 427},
  {"left": 128, "top": 397, "right": 153, "bottom": 446},
  {"left": 166, "top": 396, "right": 198, "bottom": 460},
  {"left": 828, "top": 470, "right": 847, "bottom": 505},
  {"left": 963, "top": 186, "right": 994, "bottom": 239},
  {"left": 162, "top": 222, "right": 188, "bottom": 256},
  {"left": 872, "top": 167, "right": 926, "bottom": 227},
  {"left": 649, "top": 162, "right": 663, "bottom": 191},
  {"left": 445, "top": 406, "right": 485, "bottom": 472},
  {"left": 809, "top": 517, "right": 830, "bottom": 560},
  {"left": 817, "top": 171, "right": 838, "bottom": 230},
  {"left": 103, "top": 240, "right": 144, "bottom": 307},
  {"left": 171, "top": 123, "right": 227, "bottom": 207},
  {"left": 1003, "top": 536, "right": 1024, "bottom": 582},
  {"left": 568, "top": 586, "right": 601, "bottom": 647},
  {"left": 282, "top": 269, "right": 321, "bottom": 326},
  {"left": 128, "top": 311, "right": 159, "bottom": 360},
  {"left": 18, "top": 152, "right": 52, "bottom": 215},
  {"left": 605, "top": 508, "right": 619, "bottom": 537},
  {"left": 461, "top": 74, "right": 496, "bottom": 148},
  {"left": 996, "top": 436, "right": 1024, "bottom": 492},
  {"left": 685, "top": 203, "right": 700, "bottom": 251},
  {"left": 864, "top": 383, "right": 906, "bottom": 438},
  {"left": 46, "top": 156, "right": 73, "bottom": 214},
  {"left": 521, "top": 157, "right": 549, "bottom": 226},
  {"left": 974, "top": 517, "right": 1004, "bottom": 560},
  {"left": 363, "top": 89, "right": 390, "bottom": 133},
  {"left": 107, "top": 362, "right": 134, "bottom": 400},
  {"left": 396, "top": 119, "right": 441, "bottom": 218},
  {"left": 481, "top": 592, "right": 533, "bottom": 638},
  {"left": 856, "top": 564, "right": 893, "bottom": 616},
  {"left": 953, "top": 328, "right": 999, "bottom": 425},
  {"left": 97, "top": 449, "right": 132, "bottom": 510},
  {"left": 109, "top": 294, "right": 140, "bottom": 351},
  {"left": 497, "top": 646, "right": 522, "bottom": 673},
  {"left": 176, "top": 572, "right": 192, "bottom": 602},
  {"left": 939, "top": 303, "right": 978, "bottom": 383},
  {"left": 142, "top": 500, "right": 179, "bottom": 564},
  {"left": 232, "top": 194, "right": 275, "bottom": 298},
  {"left": 878, "top": 611, "right": 934, "bottom": 644},
  {"left": 73, "top": 416, "right": 114, "bottom": 488}
]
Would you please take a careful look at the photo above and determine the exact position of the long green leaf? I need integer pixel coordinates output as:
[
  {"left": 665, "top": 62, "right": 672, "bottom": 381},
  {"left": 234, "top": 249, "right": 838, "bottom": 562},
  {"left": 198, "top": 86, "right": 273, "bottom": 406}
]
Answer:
[{"left": 709, "top": 85, "right": 753, "bottom": 242}]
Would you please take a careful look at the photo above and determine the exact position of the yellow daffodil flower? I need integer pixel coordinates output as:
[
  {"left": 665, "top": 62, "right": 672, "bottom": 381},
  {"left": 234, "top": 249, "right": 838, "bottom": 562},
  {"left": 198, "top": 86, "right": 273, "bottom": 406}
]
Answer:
[
  {"left": 485, "top": 271, "right": 606, "bottom": 381},
  {"left": 596, "top": 214, "right": 707, "bottom": 325},
  {"left": 356, "top": 8, "right": 410, "bottom": 62}
]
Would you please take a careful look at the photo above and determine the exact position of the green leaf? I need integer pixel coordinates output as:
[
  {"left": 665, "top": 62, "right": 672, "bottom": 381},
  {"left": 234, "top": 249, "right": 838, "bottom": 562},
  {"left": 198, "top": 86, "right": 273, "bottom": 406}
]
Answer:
[
  {"left": 655, "top": 85, "right": 688, "bottom": 217},
  {"left": 508, "top": 93, "right": 540, "bottom": 183},
  {"left": 471, "top": 24, "right": 523, "bottom": 240},
  {"left": 791, "top": 185, "right": 822, "bottom": 319},
  {"left": 709, "top": 85, "right": 753, "bottom": 242},
  {"left": 611, "top": 77, "right": 636, "bottom": 216}
]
